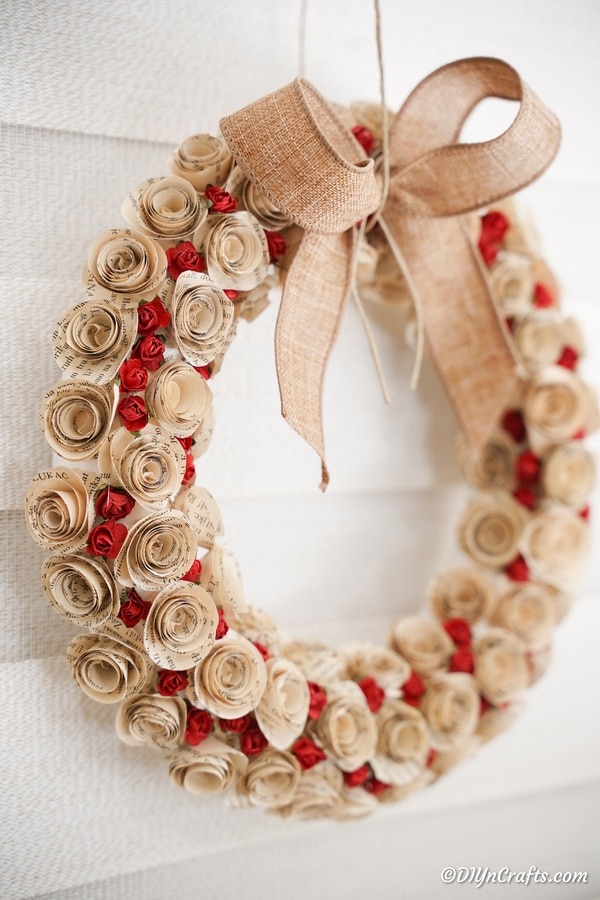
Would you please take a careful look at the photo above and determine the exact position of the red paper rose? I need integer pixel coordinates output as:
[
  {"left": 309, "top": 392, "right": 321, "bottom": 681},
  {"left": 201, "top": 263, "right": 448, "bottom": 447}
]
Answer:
[
  {"left": 449, "top": 647, "right": 475, "bottom": 673},
  {"left": 182, "top": 454, "right": 196, "bottom": 485},
  {"left": 157, "top": 669, "right": 189, "bottom": 696},
  {"left": 240, "top": 725, "right": 268, "bottom": 756},
  {"left": 402, "top": 670, "right": 425, "bottom": 702},
  {"left": 501, "top": 408, "right": 526, "bottom": 443},
  {"left": 131, "top": 335, "right": 165, "bottom": 371},
  {"left": 533, "top": 282, "right": 554, "bottom": 308},
  {"left": 264, "top": 230, "right": 286, "bottom": 263},
  {"left": 253, "top": 642, "right": 269, "bottom": 661},
  {"left": 442, "top": 618, "right": 472, "bottom": 648},
  {"left": 119, "top": 358, "right": 149, "bottom": 393},
  {"left": 194, "top": 365, "right": 212, "bottom": 380},
  {"left": 166, "top": 241, "right": 206, "bottom": 280},
  {"left": 185, "top": 708, "right": 213, "bottom": 746},
  {"left": 307, "top": 682, "right": 327, "bottom": 720},
  {"left": 219, "top": 715, "right": 250, "bottom": 734},
  {"left": 291, "top": 736, "right": 327, "bottom": 770},
  {"left": 87, "top": 519, "right": 127, "bottom": 559},
  {"left": 478, "top": 238, "right": 498, "bottom": 267},
  {"left": 365, "top": 776, "right": 390, "bottom": 796},
  {"left": 205, "top": 185, "right": 237, "bottom": 213},
  {"left": 351, "top": 125, "right": 375, "bottom": 155},
  {"left": 557, "top": 345, "right": 579, "bottom": 371},
  {"left": 176, "top": 435, "right": 193, "bottom": 452},
  {"left": 358, "top": 676, "right": 385, "bottom": 713},
  {"left": 516, "top": 450, "right": 541, "bottom": 483},
  {"left": 215, "top": 608, "right": 229, "bottom": 639},
  {"left": 181, "top": 559, "right": 202, "bottom": 583},
  {"left": 118, "top": 589, "right": 151, "bottom": 627},
  {"left": 505, "top": 554, "right": 530, "bottom": 582},
  {"left": 480, "top": 210, "right": 509, "bottom": 244},
  {"left": 343, "top": 765, "right": 371, "bottom": 787},
  {"left": 513, "top": 485, "right": 537, "bottom": 511},
  {"left": 95, "top": 486, "right": 135, "bottom": 520},
  {"left": 117, "top": 394, "right": 148, "bottom": 431},
  {"left": 137, "top": 297, "right": 170, "bottom": 335}
]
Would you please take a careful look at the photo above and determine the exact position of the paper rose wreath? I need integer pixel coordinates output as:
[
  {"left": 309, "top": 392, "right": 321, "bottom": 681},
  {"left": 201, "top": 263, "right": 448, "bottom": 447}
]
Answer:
[{"left": 25, "top": 59, "right": 597, "bottom": 820}]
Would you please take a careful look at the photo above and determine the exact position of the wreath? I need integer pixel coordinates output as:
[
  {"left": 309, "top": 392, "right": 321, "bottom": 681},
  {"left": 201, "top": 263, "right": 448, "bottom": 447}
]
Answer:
[{"left": 24, "top": 58, "right": 597, "bottom": 820}]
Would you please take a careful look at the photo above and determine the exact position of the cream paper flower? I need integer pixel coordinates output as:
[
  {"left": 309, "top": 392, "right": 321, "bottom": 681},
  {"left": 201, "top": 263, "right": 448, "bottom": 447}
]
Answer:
[
  {"left": 121, "top": 176, "right": 207, "bottom": 244},
  {"left": 459, "top": 493, "right": 528, "bottom": 569},
  {"left": 488, "top": 250, "right": 535, "bottom": 316},
  {"left": 41, "top": 553, "right": 119, "bottom": 626},
  {"left": 428, "top": 567, "right": 494, "bottom": 624},
  {"left": 53, "top": 298, "right": 137, "bottom": 382},
  {"left": 172, "top": 485, "right": 224, "bottom": 549},
  {"left": 476, "top": 702, "right": 524, "bottom": 742},
  {"left": 370, "top": 700, "right": 429, "bottom": 786},
  {"left": 309, "top": 682, "right": 377, "bottom": 772},
  {"left": 41, "top": 380, "right": 117, "bottom": 461},
  {"left": 226, "top": 166, "right": 293, "bottom": 231},
  {"left": 542, "top": 442, "right": 595, "bottom": 508},
  {"left": 389, "top": 616, "right": 453, "bottom": 675},
  {"left": 167, "top": 134, "right": 233, "bottom": 192},
  {"left": 192, "top": 633, "right": 268, "bottom": 718},
  {"left": 144, "top": 581, "right": 218, "bottom": 670},
  {"left": 146, "top": 360, "right": 213, "bottom": 438},
  {"left": 200, "top": 542, "right": 248, "bottom": 619},
  {"left": 255, "top": 658, "right": 310, "bottom": 750},
  {"left": 420, "top": 672, "right": 480, "bottom": 751},
  {"left": 490, "top": 583, "right": 556, "bottom": 648},
  {"left": 276, "top": 763, "right": 345, "bottom": 820},
  {"left": 191, "top": 405, "right": 216, "bottom": 458},
  {"left": 66, "top": 632, "right": 148, "bottom": 703},
  {"left": 116, "top": 693, "right": 187, "bottom": 749},
  {"left": 524, "top": 366, "right": 593, "bottom": 452},
  {"left": 106, "top": 425, "right": 186, "bottom": 510},
  {"left": 169, "top": 738, "right": 247, "bottom": 796},
  {"left": 520, "top": 507, "right": 590, "bottom": 591},
  {"left": 282, "top": 641, "right": 348, "bottom": 684},
  {"left": 170, "top": 271, "right": 235, "bottom": 366},
  {"left": 113, "top": 509, "right": 197, "bottom": 591},
  {"left": 233, "top": 749, "right": 301, "bottom": 809},
  {"left": 513, "top": 310, "right": 564, "bottom": 372},
  {"left": 197, "top": 211, "right": 269, "bottom": 291},
  {"left": 458, "top": 428, "right": 517, "bottom": 492},
  {"left": 86, "top": 228, "right": 167, "bottom": 301},
  {"left": 25, "top": 468, "right": 95, "bottom": 553},
  {"left": 526, "top": 644, "right": 553, "bottom": 686},
  {"left": 473, "top": 628, "right": 528, "bottom": 705},
  {"left": 340, "top": 643, "right": 411, "bottom": 692}
]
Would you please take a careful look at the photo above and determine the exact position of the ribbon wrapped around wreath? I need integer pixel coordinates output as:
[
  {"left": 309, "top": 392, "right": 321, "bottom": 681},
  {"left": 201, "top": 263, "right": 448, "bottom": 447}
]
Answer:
[{"left": 220, "top": 57, "right": 561, "bottom": 488}]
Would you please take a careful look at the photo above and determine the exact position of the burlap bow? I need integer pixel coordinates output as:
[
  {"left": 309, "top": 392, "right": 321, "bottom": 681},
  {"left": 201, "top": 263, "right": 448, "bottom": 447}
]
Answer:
[{"left": 220, "top": 58, "right": 561, "bottom": 488}]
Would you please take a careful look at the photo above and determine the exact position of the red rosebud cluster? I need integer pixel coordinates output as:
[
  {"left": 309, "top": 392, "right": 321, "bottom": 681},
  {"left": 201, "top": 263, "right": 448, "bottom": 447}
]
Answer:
[
  {"left": 95, "top": 486, "right": 135, "bottom": 520},
  {"left": 205, "top": 185, "right": 237, "bottom": 213},
  {"left": 219, "top": 715, "right": 250, "bottom": 734},
  {"left": 215, "top": 608, "right": 229, "bottom": 639},
  {"left": 358, "top": 676, "right": 385, "bottom": 713},
  {"left": 157, "top": 669, "right": 189, "bottom": 696},
  {"left": 343, "top": 765, "right": 370, "bottom": 788},
  {"left": 240, "top": 724, "right": 268, "bottom": 756},
  {"left": 478, "top": 209, "right": 509, "bottom": 266},
  {"left": 402, "top": 670, "right": 425, "bottom": 707},
  {"left": 118, "top": 588, "right": 152, "bottom": 627},
  {"left": 351, "top": 125, "right": 375, "bottom": 155},
  {"left": 264, "top": 230, "right": 286, "bottom": 263},
  {"left": 87, "top": 519, "right": 127, "bottom": 559},
  {"left": 443, "top": 619, "right": 475, "bottom": 674},
  {"left": 307, "top": 682, "right": 327, "bottom": 720},
  {"left": 291, "top": 736, "right": 327, "bottom": 771},
  {"left": 130, "top": 335, "right": 165, "bottom": 371},
  {"left": 185, "top": 708, "right": 213, "bottom": 746},
  {"left": 137, "top": 297, "right": 170, "bottom": 336},
  {"left": 119, "top": 358, "right": 148, "bottom": 393},
  {"left": 166, "top": 241, "right": 206, "bottom": 280},
  {"left": 116, "top": 394, "right": 148, "bottom": 431}
]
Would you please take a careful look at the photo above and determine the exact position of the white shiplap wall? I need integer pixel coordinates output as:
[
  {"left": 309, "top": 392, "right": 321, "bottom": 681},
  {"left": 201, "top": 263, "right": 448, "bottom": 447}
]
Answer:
[{"left": 1, "top": 1, "right": 599, "bottom": 898}]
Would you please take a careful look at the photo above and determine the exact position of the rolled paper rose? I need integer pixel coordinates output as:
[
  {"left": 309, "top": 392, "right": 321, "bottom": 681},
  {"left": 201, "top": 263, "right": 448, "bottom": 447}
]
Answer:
[
  {"left": 490, "top": 582, "right": 556, "bottom": 648},
  {"left": 121, "top": 176, "right": 208, "bottom": 244},
  {"left": 225, "top": 166, "right": 293, "bottom": 231},
  {"left": 107, "top": 425, "right": 186, "bottom": 510},
  {"left": 428, "top": 736, "right": 481, "bottom": 777},
  {"left": 228, "top": 606, "right": 281, "bottom": 658},
  {"left": 476, "top": 702, "right": 523, "bottom": 742},
  {"left": 542, "top": 442, "right": 595, "bottom": 507},
  {"left": 488, "top": 250, "right": 535, "bottom": 315},
  {"left": 276, "top": 763, "right": 345, "bottom": 821},
  {"left": 233, "top": 749, "right": 301, "bottom": 809},
  {"left": 53, "top": 298, "right": 137, "bottom": 382},
  {"left": 255, "top": 658, "right": 310, "bottom": 750},
  {"left": 167, "top": 134, "right": 233, "bottom": 192},
  {"left": 370, "top": 700, "right": 429, "bottom": 786},
  {"left": 340, "top": 643, "right": 411, "bottom": 692},
  {"left": 389, "top": 616, "right": 453, "bottom": 675},
  {"left": 146, "top": 360, "right": 213, "bottom": 437},
  {"left": 428, "top": 567, "right": 494, "bottom": 624},
  {"left": 41, "top": 380, "right": 117, "bottom": 461},
  {"left": 41, "top": 553, "right": 119, "bottom": 626},
  {"left": 173, "top": 486, "right": 224, "bottom": 549},
  {"left": 200, "top": 542, "right": 247, "bottom": 618},
  {"left": 459, "top": 493, "right": 528, "bottom": 569},
  {"left": 197, "top": 210, "right": 269, "bottom": 291},
  {"left": 170, "top": 271, "right": 235, "bottom": 366},
  {"left": 419, "top": 672, "right": 480, "bottom": 751},
  {"left": 86, "top": 228, "right": 167, "bottom": 302},
  {"left": 523, "top": 365, "right": 594, "bottom": 452},
  {"left": 458, "top": 428, "right": 517, "bottom": 492},
  {"left": 168, "top": 737, "right": 247, "bottom": 796},
  {"left": 143, "top": 581, "right": 218, "bottom": 670},
  {"left": 526, "top": 643, "right": 553, "bottom": 686},
  {"left": 192, "top": 632, "right": 268, "bottom": 718},
  {"left": 66, "top": 632, "right": 148, "bottom": 704},
  {"left": 115, "top": 693, "right": 187, "bottom": 749},
  {"left": 519, "top": 507, "right": 590, "bottom": 590},
  {"left": 513, "top": 310, "right": 563, "bottom": 372},
  {"left": 473, "top": 628, "right": 528, "bottom": 705},
  {"left": 25, "top": 468, "right": 94, "bottom": 553},
  {"left": 309, "top": 682, "right": 377, "bottom": 772},
  {"left": 113, "top": 509, "right": 197, "bottom": 591},
  {"left": 191, "top": 406, "right": 216, "bottom": 458},
  {"left": 282, "top": 640, "right": 347, "bottom": 684}
]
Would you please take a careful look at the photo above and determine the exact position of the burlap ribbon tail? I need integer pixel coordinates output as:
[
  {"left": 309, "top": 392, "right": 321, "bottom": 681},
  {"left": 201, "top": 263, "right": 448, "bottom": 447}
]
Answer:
[{"left": 220, "top": 58, "right": 561, "bottom": 489}]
